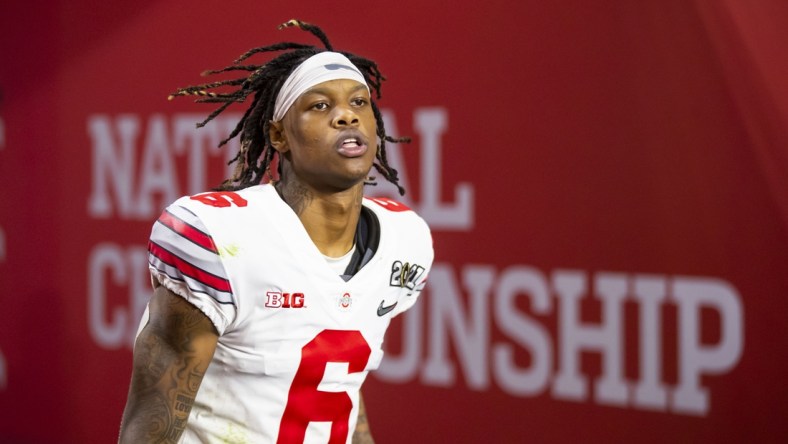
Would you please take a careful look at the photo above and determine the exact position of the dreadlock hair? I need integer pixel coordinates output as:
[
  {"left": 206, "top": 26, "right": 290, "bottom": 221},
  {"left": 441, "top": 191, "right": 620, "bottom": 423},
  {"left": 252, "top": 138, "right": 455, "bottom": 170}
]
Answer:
[{"left": 168, "top": 19, "right": 409, "bottom": 195}]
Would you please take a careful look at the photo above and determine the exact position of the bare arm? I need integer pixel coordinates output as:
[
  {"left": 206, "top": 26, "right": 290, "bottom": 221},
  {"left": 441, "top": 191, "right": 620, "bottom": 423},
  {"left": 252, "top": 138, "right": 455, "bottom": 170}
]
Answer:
[
  {"left": 119, "top": 285, "right": 219, "bottom": 443},
  {"left": 353, "top": 391, "right": 375, "bottom": 444}
]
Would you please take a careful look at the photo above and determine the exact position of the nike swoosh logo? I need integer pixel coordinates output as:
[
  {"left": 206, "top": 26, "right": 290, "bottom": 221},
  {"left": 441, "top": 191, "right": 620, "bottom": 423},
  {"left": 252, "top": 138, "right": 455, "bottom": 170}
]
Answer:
[{"left": 377, "top": 300, "right": 398, "bottom": 317}]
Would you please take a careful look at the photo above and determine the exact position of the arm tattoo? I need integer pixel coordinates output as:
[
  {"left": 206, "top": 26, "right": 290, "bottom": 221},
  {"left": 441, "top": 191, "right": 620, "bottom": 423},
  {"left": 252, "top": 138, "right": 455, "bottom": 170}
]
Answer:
[
  {"left": 119, "top": 288, "right": 217, "bottom": 443},
  {"left": 353, "top": 393, "right": 375, "bottom": 444}
]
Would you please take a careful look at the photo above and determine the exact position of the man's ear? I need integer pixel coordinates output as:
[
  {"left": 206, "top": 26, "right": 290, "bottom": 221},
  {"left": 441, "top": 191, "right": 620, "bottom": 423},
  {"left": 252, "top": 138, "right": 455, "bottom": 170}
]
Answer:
[{"left": 269, "top": 120, "right": 288, "bottom": 153}]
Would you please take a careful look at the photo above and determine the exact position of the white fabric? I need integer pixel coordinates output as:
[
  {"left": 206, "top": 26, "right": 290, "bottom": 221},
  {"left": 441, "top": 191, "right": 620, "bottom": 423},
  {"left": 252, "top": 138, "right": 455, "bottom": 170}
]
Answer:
[
  {"left": 323, "top": 243, "right": 356, "bottom": 275},
  {"left": 144, "top": 184, "right": 434, "bottom": 443},
  {"left": 273, "top": 51, "right": 369, "bottom": 122}
]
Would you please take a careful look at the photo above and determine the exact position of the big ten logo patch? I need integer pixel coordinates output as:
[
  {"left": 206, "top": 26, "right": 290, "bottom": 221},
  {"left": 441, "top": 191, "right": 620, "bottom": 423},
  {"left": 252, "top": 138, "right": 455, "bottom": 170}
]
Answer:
[{"left": 265, "top": 292, "right": 305, "bottom": 308}]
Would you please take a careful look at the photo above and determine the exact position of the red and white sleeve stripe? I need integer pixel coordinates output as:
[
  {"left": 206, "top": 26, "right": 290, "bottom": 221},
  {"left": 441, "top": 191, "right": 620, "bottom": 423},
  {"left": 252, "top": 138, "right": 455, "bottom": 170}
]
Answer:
[{"left": 148, "top": 204, "right": 235, "bottom": 306}]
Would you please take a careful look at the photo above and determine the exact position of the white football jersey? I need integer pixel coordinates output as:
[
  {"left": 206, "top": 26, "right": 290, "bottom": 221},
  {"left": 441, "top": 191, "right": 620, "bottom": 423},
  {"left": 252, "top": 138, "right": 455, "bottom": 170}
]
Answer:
[{"left": 144, "top": 184, "right": 434, "bottom": 443}]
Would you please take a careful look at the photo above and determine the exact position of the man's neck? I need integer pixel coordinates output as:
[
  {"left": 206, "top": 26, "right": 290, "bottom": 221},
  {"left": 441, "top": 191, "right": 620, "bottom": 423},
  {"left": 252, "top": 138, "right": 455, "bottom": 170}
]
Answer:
[{"left": 276, "top": 180, "right": 363, "bottom": 257}]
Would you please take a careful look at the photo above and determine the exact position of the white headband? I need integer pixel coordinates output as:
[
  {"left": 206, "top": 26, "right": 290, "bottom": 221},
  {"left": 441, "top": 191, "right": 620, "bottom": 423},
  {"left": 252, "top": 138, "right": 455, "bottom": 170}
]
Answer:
[{"left": 272, "top": 51, "right": 369, "bottom": 122}]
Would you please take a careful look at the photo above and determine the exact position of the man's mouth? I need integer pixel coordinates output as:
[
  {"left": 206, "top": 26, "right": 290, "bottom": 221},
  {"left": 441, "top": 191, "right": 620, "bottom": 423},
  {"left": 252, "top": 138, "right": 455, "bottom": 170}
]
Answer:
[
  {"left": 337, "top": 136, "right": 368, "bottom": 157},
  {"left": 342, "top": 138, "right": 360, "bottom": 148}
]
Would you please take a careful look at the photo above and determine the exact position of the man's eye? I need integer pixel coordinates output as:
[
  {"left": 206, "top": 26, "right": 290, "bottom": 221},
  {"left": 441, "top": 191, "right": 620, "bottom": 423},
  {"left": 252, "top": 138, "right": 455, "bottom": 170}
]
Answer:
[
  {"left": 351, "top": 98, "right": 368, "bottom": 107},
  {"left": 312, "top": 102, "right": 328, "bottom": 110}
]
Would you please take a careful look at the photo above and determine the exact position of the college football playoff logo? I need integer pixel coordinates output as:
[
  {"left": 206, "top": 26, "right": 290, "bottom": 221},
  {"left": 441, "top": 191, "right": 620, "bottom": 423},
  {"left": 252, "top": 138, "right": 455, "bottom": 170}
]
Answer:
[{"left": 389, "top": 260, "right": 426, "bottom": 295}]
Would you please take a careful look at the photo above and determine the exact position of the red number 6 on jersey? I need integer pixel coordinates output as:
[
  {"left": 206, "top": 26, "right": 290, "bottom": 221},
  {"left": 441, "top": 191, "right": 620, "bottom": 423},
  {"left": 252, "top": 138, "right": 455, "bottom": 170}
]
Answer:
[
  {"left": 190, "top": 191, "right": 248, "bottom": 207},
  {"left": 278, "top": 330, "right": 371, "bottom": 444}
]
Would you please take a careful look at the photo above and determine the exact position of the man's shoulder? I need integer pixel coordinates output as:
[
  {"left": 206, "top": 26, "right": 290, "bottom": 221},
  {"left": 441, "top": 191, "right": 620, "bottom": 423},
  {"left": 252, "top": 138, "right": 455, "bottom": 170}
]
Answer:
[
  {"left": 363, "top": 196, "right": 432, "bottom": 253},
  {"left": 154, "top": 185, "right": 285, "bottom": 240},
  {"left": 363, "top": 196, "right": 429, "bottom": 229},
  {"left": 174, "top": 185, "right": 272, "bottom": 210},
  {"left": 164, "top": 185, "right": 282, "bottom": 221}
]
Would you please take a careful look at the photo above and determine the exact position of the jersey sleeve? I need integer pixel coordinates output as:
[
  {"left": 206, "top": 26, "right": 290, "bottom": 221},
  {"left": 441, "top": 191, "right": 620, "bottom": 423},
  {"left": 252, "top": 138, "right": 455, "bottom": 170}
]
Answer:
[
  {"left": 391, "top": 215, "right": 434, "bottom": 318},
  {"left": 147, "top": 202, "right": 236, "bottom": 334}
]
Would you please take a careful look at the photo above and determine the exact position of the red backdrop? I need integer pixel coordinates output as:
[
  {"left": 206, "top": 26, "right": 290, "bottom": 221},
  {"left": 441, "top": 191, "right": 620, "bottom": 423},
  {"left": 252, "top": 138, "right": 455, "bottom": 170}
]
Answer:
[{"left": 1, "top": 1, "right": 787, "bottom": 442}]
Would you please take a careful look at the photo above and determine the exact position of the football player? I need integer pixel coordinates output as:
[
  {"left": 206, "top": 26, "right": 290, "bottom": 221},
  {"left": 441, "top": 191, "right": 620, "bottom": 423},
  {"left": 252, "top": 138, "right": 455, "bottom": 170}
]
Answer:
[{"left": 119, "top": 19, "right": 434, "bottom": 444}]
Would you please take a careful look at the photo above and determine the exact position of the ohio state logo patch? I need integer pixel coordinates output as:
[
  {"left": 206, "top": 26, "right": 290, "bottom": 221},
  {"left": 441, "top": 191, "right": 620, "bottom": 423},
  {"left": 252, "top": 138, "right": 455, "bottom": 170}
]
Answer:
[{"left": 336, "top": 292, "right": 353, "bottom": 311}]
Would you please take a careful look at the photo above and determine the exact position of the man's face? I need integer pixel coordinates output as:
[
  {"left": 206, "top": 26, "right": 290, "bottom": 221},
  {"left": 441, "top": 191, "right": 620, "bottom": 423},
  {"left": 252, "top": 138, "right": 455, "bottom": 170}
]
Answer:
[{"left": 274, "top": 78, "right": 377, "bottom": 193}]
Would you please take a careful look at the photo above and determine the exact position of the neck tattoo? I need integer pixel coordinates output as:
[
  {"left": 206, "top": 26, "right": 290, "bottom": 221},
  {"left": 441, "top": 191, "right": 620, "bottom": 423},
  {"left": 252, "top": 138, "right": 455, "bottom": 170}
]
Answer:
[{"left": 275, "top": 181, "right": 312, "bottom": 216}]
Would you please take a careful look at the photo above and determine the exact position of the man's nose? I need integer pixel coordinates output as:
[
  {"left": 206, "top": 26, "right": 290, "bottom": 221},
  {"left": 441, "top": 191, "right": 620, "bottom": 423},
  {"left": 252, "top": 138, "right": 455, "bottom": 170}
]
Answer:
[{"left": 332, "top": 106, "right": 360, "bottom": 127}]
